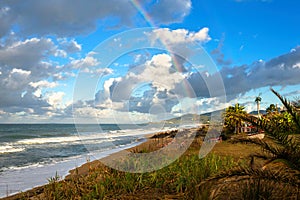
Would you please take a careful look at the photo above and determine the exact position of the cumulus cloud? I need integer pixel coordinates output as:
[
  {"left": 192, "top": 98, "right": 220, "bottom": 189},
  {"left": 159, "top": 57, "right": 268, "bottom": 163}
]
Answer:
[
  {"left": 66, "top": 53, "right": 116, "bottom": 76},
  {"left": 0, "top": 1, "right": 195, "bottom": 122},
  {"left": 44, "top": 92, "right": 65, "bottom": 109},
  {"left": 3, "top": 68, "right": 31, "bottom": 90},
  {"left": 0, "top": 38, "right": 56, "bottom": 70},
  {"left": 62, "top": 46, "right": 300, "bottom": 122},
  {"left": 0, "top": 36, "right": 75, "bottom": 115},
  {"left": 0, "top": 0, "right": 134, "bottom": 37},
  {"left": 59, "top": 38, "right": 82, "bottom": 53},
  {"left": 0, "top": 0, "right": 192, "bottom": 38},
  {"left": 69, "top": 56, "right": 100, "bottom": 70},
  {"left": 147, "top": 27, "right": 211, "bottom": 73},
  {"left": 29, "top": 80, "right": 58, "bottom": 89},
  {"left": 214, "top": 47, "right": 300, "bottom": 99},
  {"left": 149, "top": 27, "right": 211, "bottom": 45},
  {"left": 29, "top": 81, "right": 59, "bottom": 98},
  {"left": 94, "top": 53, "right": 186, "bottom": 114},
  {"left": 69, "top": 44, "right": 300, "bottom": 123}
]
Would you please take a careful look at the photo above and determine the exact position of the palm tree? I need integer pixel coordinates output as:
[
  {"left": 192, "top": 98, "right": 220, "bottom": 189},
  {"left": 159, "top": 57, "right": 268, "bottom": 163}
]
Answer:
[
  {"left": 266, "top": 103, "right": 276, "bottom": 114},
  {"left": 255, "top": 94, "right": 262, "bottom": 118},
  {"left": 224, "top": 103, "right": 246, "bottom": 134},
  {"left": 200, "top": 89, "right": 300, "bottom": 199}
]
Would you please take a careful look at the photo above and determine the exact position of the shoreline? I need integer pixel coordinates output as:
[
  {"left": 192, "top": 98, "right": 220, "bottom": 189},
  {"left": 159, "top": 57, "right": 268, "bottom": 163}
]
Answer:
[
  {"left": 0, "top": 138, "right": 148, "bottom": 199},
  {"left": 1, "top": 126, "right": 196, "bottom": 200}
]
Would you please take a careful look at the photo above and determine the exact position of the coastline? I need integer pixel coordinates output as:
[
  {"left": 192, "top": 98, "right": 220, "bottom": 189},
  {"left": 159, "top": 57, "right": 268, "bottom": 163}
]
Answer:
[
  {"left": 0, "top": 127, "right": 191, "bottom": 200},
  {"left": 0, "top": 139, "right": 148, "bottom": 199}
]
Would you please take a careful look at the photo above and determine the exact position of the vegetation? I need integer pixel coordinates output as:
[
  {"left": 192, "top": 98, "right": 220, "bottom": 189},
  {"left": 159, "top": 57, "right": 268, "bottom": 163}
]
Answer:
[
  {"left": 24, "top": 139, "right": 237, "bottom": 200},
  {"left": 224, "top": 103, "right": 246, "bottom": 134},
  {"left": 201, "top": 88, "right": 300, "bottom": 199},
  {"left": 45, "top": 155, "right": 235, "bottom": 199},
  {"left": 266, "top": 103, "right": 277, "bottom": 113},
  {"left": 255, "top": 94, "right": 262, "bottom": 117}
]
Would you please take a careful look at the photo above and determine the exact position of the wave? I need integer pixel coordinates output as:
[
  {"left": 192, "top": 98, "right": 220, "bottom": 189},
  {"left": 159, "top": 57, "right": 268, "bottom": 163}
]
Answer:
[
  {"left": 0, "top": 145, "right": 25, "bottom": 154},
  {"left": 0, "top": 137, "right": 145, "bottom": 173},
  {"left": 15, "top": 128, "right": 149, "bottom": 145},
  {"left": 17, "top": 135, "right": 85, "bottom": 145}
]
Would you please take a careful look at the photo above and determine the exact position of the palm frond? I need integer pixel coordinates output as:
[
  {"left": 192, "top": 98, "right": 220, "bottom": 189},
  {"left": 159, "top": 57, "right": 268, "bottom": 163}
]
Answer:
[
  {"left": 271, "top": 88, "right": 300, "bottom": 131},
  {"left": 230, "top": 113, "right": 300, "bottom": 171},
  {"left": 200, "top": 166, "right": 299, "bottom": 187},
  {"left": 262, "top": 158, "right": 298, "bottom": 170}
]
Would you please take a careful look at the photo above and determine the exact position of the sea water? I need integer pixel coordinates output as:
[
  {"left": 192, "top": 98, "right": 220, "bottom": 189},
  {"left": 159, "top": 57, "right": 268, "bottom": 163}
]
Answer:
[{"left": 0, "top": 123, "right": 169, "bottom": 197}]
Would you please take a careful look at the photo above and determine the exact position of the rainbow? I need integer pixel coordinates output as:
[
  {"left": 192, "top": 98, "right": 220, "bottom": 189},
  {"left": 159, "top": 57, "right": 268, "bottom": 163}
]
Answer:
[
  {"left": 129, "top": 0, "right": 197, "bottom": 100},
  {"left": 130, "top": 0, "right": 157, "bottom": 28}
]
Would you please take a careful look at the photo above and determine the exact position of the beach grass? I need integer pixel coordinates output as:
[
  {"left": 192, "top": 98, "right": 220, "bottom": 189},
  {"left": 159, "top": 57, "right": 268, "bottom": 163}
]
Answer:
[{"left": 41, "top": 153, "right": 236, "bottom": 199}]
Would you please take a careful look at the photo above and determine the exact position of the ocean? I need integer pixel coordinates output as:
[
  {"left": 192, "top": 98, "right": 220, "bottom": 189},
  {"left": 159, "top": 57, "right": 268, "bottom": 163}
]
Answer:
[{"left": 0, "top": 123, "right": 169, "bottom": 198}]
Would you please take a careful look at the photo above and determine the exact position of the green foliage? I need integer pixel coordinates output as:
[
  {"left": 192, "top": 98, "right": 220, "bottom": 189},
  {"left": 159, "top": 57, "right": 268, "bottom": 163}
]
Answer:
[
  {"left": 265, "top": 111, "right": 297, "bottom": 134},
  {"left": 201, "top": 89, "right": 300, "bottom": 199},
  {"left": 271, "top": 88, "right": 300, "bottom": 131},
  {"left": 266, "top": 103, "right": 277, "bottom": 113},
  {"left": 40, "top": 154, "right": 235, "bottom": 199},
  {"left": 255, "top": 96, "right": 262, "bottom": 103},
  {"left": 45, "top": 172, "right": 62, "bottom": 200},
  {"left": 224, "top": 103, "right": 246, "bottom": 134}
]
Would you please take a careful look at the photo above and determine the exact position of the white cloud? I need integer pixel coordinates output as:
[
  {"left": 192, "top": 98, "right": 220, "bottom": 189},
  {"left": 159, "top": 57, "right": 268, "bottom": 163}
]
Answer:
[
  {"left": 59, "top": 38, "right": 82, "bottom": 53},
  {"left": 54, "top": 49, "right": 67, "bottom": 58},
  {"left": 94, "top": 68, "right": 114, "bottom": 75},
  {"left": 73, "top": 107, "right": 152, "bottom": 124},
  {"left": 0, "top": 37, "right": 57, "bottom": 72},
  {"left": 11, "top": 68, "right": 31, "bottom": 76},
  {"left": 29, "top": 80, "right": 58, "bottom": 89},
  {"left": 292, "top": 62, "right": 300, "bottom": 69},
  {"left": 0, "top": 1, "right": 195, "bottom": 122},
  {"left": 95, "top": 53, "right": 185, "bottom": 115},
  {"left": 3, "top": 68, "right": 31, "bottom": 90},
  {"left": 141, "top": 54, "right": 185, "bottom": 90},
  {"left": 0, "top": 0, "right": 195, "bottom": 122},
  {"left": 69, "top": 56, "right": 100, "bottom": 70},
  {"left": 29, "top": 80, "right": 59, "bottom": 98},
  {"left": 33, "top": 88, "right": 42, "bottom": 98},
  {"left": 45, "top": 92, "right": 65, "bottom": 109},
  {"left": 147, "top": 27, "right": 211, "bottom": 74},
  {"left": 149, "top": 27, "right": 211, "bottom": 45}
]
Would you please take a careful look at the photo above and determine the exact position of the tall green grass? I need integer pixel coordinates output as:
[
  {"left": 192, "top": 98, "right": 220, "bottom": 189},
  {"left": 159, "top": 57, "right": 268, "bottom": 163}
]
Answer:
[{"left": 42, "top": 153, "right": 236, "bottom": 199}]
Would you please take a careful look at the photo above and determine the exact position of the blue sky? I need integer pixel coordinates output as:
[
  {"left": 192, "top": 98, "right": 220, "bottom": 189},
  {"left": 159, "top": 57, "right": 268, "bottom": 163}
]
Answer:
[{"left": 0, "top": 0, "right": 300, "bottom": 123}]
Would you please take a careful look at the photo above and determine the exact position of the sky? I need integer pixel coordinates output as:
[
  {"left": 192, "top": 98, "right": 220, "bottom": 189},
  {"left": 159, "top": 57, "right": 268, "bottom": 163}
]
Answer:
[{"left": 0, "top": 0, "right": 300, "bottom": 123}]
